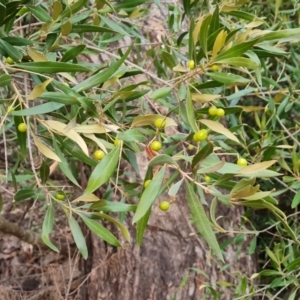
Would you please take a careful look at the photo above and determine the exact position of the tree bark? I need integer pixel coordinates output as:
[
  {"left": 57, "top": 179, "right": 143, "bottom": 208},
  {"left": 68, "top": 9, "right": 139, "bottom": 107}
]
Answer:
[{"left": 87, "top": 190, "right": 256, "bottom": 300}]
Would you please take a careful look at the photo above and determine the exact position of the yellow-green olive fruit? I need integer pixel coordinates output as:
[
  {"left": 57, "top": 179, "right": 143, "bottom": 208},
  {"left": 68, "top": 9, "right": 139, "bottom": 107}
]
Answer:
[
  {"left": 187, "top": 60, "right": 195, "bottom": 69},
  {"left": 159, "top": 201, "right": 170, "bottom": 211},
  {"left": 216, "top": 108, "right": 225, "bottom": 117},
  {"left": 237, "top": 158, "right": 248, "bottom": 167},
  {"left": 154, "top": 118, "right": 166, "bottom": 129},
  {"left": 150, "top": 141, "right": 162, "bottom": 151},
  {"left": 193, "top": 129, "right": 208, "bottom": 142},
  {"left": 93, "top": 150, "right": 105, "bottom": 160},
  {"left": 18, "top": 123, "right": 27, "bottom": 132},
  {"left": 55, "top": 192, "right": 66, "bottom": 201}
]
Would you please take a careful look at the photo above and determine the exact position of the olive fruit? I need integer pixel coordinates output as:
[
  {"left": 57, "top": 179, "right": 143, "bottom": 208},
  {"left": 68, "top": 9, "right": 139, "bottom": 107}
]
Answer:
[
  {"left": 237, "top": 158, "right": 248, "bottom": 167},
  {"left": 193, "top": 129, "right": 208, "bottom": 142},
  {"left": 154, "top": 118, "right": 166, "bottom": 129},
  {"left": 150, "top": 141, "right": 162, "bottom": 151},
  {"left": 18, "top": 123, "right": 27, "bottom": 132},
  {"left": 187, "top": 60, "right": 195, "bottom": 69},
  {"left": 159, "top": 201, "right": 170, "bottom": 211},
  {"left": 93, "top": 150, "right": 105, "bottom": 160}
]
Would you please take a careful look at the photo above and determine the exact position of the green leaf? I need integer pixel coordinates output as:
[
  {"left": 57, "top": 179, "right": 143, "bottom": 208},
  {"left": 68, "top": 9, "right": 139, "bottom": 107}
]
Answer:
[
  {"left": 69, "top": 216, "right": 88, "bottom": 259},
  {"left": 99, "top": 14, "right": 130, "bottom": 36},
  {"left": 0, "top": 3, "right": 6, "bottom": 26},
  {"left": 42, "top": 204, "right": 55, "bottom": 235},
  {"left": 168, "top": 179, "right": 184, "bottom": 197},
  {"left": 71, "top": 25, "right": 115, "bottom": 34},
  {"left": 185, "top": 181, "right": 223, "bottom": 261},
  {"left": 216, "top": 57, "right": 258, "bottom": 69},
  {"left": 192, "top": 143, "right": 214, "bottom": 170},
  {"left": 207, "top": 72, "right": 250, "bottom": 84},
  {"left": 39, "top": 160, "right": 50, "bottom": 185},
  {"left": 291, "top": 190, "right": 300, "bottom": 208},
  {"left": 199, "top": 14, "right": 212, "bottom": 57},
  {"left": 84, "top": 146, "right": 120, "bottom": 195},
  {"left": 257, "top": 28, "right": 300, "bottom": 43},
  {"left": 74, "top": 43, "right": 133, "bottom": 92},
  {"left": 148, "top": 154, "right": 178, "bottom": 168},
  {"left": 61, "top": 45, "right": 86, "bottom": 62},
  {"left": 286, "top": 257, "right": 300, "bottom": 272},
  {"left": 132, "top": 166, "right": 166, "bottom": 223},
  {"left": 91, "top": 200, "right": 137, "bottom": 212},
  {"left": 223, "top": 10, "right": 258, "bottom": 22},
  {"left": 42, "top": 204, "right": 58, "bottom": 252},
  {"left": 0, "top": 39, "right": 22, "bottom": 62},
  {"left": 149, "top": 86, "right": 172, "bottom": 100},
  {"left": 214, "top": 40, "right": 258, "bottom": 62},
  {"left": 27, "top": 6, "right": 52, "bottom": 22},
  {"left": 186, "top": 87, "right": 198, "bottom": 132},
  {"left": 15, "top": 62, "right": 91, "bottom": 73},
  {"left": 53, "top": 140, "right": 80, "bottom": 187},
  {"left": 42, "top": 235, "right": 59, "bottom": 252},
  {"left": 117, "top": 129, "right": 147, "bottom": 142},
  {"left": 57, "top": 137, "right": 97, "bottom": 167},
  {"left": 40, "top": 92, "right": 79, "bottom": 105},
  {"left": 80, "top": 214, "right": 121, "bottom": 247},
  {"left": 136, "top": 208, "right": 151, "bottom": 246},
  {"left": 2, "top": 36, "right": 33, "bottom": 46},
  {"left": 14, "top": 189, "right": 37, "bottom": 202},
  {"left": 113, "top": 0, "right": 147, "bottom": 10},
  {"left": 12, "top": 102, "right": 64, "bottom": 116},
  {"left": 161, "top": 51, "right": 177, "bottom": 69},
  {"left": 209, "top": 5, "right": 219, "bottom": 35},
  {"left": 59, "top": 0, "right": 86, "bottom": 20},
  {"left": 0, "top": 74, "right": 12, "bottom": 87},
  {"left": 98, "top": 213, "right": 131, "bottom": 243}
]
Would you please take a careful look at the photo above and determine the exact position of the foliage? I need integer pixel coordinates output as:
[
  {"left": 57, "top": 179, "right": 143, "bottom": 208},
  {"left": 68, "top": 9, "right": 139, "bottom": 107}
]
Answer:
[{"left": 1, "top": 0, "right": 300, "bottom": 298}]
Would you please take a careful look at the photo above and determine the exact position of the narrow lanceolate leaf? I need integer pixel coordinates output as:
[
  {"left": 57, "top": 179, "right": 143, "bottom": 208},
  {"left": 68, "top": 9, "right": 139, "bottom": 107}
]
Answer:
[
  {"left": 53, "top": 140, "right": 80, "bottom": 187},
  {"left": 186, "top": 88, "right": 198, "bottom": 132},
  {"left": 199, "top": 14, "right": 212, "bottom": 57},
  {"left": 185, "top": 181, "right": 223, "bottom": 261},
  {"left": 27, "top": 46, "right": 48, "bottom": 62},
  {"left": 45, "top": 120, "right": 89, "bottom": 156},
  {"left": 42, "top": 204, "right": 58, "bottom": 252},
  {"left": 97, "top": 213, "right": 131, "bottom": 243},
  {"left": 42, "top": 204, "right": 55, "bottom": 235},
  {"left": 213, "top": 39, "right": 258, "bottom": 61},
  {"left": 14, "top": 189, "right": 37, "bottom": 202},
  {"left": 237, "top": 160, "right": 277, "bottom": 175},
  {"left": 39, "top": 160, "right": 50, "bottom": 185},
  {"left": 292, "top": 190, "right": 300, "bottom": 208},
  {"left": 32, "top": 134, "right": 61, "bottom": 162},
  {"left": 15, "top": 62, "right": 91, "bottom": 73},
  {"left": 69, "top": 216, "right": 88, "bottom": 259},
  {"left": 215, "top": 58, "right": 258, "bottom": 69},
  {"left": 131, "top": 114, "right": 177, "bottom": 128},
  {"left": 199, "top": 119, "right": 240, "bottom": 143},
  {"left": 0, "top": 74, "right": 12, "bottom": 87},
  {"left": 148, "top": 154, "right": 178, "bottom": 168},
  {"left": 83, "top": 146, "right": 120, "bottom": 195},
  {"left": 149, "top": 87, "right": 172, "bottom": 99},
  {"left": 136, "top": 208, "right": 151, "bottom": 246},
  {"left": 192, "top": 143, "right": 214, "bottom": 170},
  {"left": 132, "top": 166, "right": 166, "bottom": 223},
  {"left": 80, "top": 214, "right": 121, "bottom": 247},
  {"left": 191, "top": 94, "right": 221, "bottom": 102},
  {"left": 12, "top": 102, "right": 64, "bottom": 116},
  {"left": 207, "top": 72, "right": 250, "bottom": 84},
  {"left": 74, "top": 43, "right": 133, "bottom": 92},
  {"left": 26, "top": 79, "right": 53, "bottom": 100}
]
